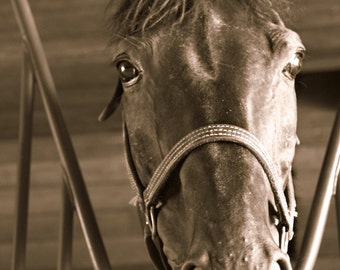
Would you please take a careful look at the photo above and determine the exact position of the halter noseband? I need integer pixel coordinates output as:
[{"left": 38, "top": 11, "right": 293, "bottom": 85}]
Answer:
[{"left": 124, "top": 123, "right": 297, "bottom": 269}]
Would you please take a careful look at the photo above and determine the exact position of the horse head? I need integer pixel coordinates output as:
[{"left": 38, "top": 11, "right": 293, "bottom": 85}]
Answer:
[{"left": 102, "top": 1, "right": 304, "bottom": 269}]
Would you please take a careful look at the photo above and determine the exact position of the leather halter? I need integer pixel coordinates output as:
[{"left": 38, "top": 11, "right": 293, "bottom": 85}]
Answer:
[{"left": 124, "top": 123, "right": 297, "bottom": 269}]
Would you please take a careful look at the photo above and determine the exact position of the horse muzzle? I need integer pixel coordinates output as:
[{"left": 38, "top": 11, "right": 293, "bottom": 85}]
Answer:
[{"left": 176, "top": 247, "right": 293, "bottom": 270}]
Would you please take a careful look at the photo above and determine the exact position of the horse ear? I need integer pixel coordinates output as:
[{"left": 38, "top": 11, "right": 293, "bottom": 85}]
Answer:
[
  {"left": 98, "top": 81, "right": 123, "bottom": 121},
  {"left": 271, "top": 10, "right": 285, "bottom": 27}
]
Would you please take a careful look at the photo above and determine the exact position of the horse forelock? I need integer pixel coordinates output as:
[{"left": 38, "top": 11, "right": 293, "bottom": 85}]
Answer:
[
  {"left": 106, "top": 0, "right": 293, "bottom": 40},
  {"left": 105, "top": 0, "right": 196, "bottom": 39}
]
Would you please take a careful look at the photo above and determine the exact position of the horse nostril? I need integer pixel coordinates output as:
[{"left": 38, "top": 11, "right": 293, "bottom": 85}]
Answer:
[
  {"left": 181, "top": 251, "right": 210, "bottom": 269},
  {"left": 272, "top": 258, "right": 292, "bottom": 270},
  {"left": 181, "top": 263, "right": 199, "bottom": 270}
]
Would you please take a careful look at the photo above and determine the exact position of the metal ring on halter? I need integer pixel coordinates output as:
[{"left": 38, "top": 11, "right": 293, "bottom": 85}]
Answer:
[
  {"left": 146, "top": 205, "right": 158, "bottom": 240},
  {"left": 280, "top": 225, "right": 289, "bottom": 253}
]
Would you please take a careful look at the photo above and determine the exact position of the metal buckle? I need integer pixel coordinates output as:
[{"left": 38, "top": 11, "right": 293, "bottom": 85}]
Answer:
[
  {"left": 146, "top": 205, "right": 157, "bottom": 240},
  {"left": 279, "top": 225, "right": 289, "bottom": 253}
]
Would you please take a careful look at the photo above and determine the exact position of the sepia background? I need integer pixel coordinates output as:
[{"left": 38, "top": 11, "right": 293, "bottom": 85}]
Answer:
[{"left": 0, "top": 0, "right": 339, "bottom": 269}]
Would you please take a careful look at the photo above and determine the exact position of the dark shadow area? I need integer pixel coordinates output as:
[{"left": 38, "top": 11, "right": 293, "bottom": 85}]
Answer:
[
  {"left": 73, "top": 264, "right": 153, "bottom": 270},
  {"left": 296, "top": 70, "right": 340, "bottom": 109},
  {"left": 111, "top": 264, "right": 154, "bottom": 270}
]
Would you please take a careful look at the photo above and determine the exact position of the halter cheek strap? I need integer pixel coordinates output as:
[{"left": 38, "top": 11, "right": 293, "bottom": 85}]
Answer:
[
  {"left": 123, "top": 124, "right": 172, "bottom": 269},
  {"left": 124, "top": 123, "right": 297, "bottom": 269}
]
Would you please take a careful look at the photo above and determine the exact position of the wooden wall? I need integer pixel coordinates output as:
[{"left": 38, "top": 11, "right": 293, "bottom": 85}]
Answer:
[{"left": 293, "top": 0, "right": 340, "bottom": 71}]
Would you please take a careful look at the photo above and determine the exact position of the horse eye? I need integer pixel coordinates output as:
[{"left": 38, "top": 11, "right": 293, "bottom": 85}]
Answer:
[
  {"left": 117, "top": 61, "right": 140, "bottom": 84},
  {"left": 282, "top": 52, "right": 304, "bottom": 80}
]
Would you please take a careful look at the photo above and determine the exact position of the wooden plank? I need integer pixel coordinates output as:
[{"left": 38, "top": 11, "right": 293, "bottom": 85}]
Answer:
[
  {"left": 0, "top": 132, "right": 149, "bottom": 269},
  {"left": 0, "top": 238, "right": 151, "bottom": 270},
  {"left": 293, "top": 0, "right": 340, "bottom": 71}
]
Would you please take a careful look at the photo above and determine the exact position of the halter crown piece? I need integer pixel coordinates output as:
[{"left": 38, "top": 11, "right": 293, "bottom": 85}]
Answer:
[{"left": 124, "top": 124, "right": 297, "bottom": 269}]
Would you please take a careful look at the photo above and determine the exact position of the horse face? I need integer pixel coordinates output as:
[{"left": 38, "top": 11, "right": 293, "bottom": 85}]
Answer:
[{"left": 108, "top": 2, "right": 304, "bottom": 269}]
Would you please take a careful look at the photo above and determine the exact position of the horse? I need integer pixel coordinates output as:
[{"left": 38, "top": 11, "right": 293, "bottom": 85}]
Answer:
[{"left": 100, "top": 1, "right": 305, "bottom": 269}]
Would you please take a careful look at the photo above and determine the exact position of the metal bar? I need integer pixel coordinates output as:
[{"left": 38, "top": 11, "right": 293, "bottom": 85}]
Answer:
[
  {"left": 12, "top": 48, "right": 35, "bottom": 270},
  {"left": 295, "top": 107, "right": 340, "bottom": 270},
  {"left": 11, "top": 1, "right": 112, "bottom": 269},
  {"left": 58, "top": 173, "right": 74, "bottom": 270},
  {"left": 336, "top": 173, "right": 340, "bottom": 255}
]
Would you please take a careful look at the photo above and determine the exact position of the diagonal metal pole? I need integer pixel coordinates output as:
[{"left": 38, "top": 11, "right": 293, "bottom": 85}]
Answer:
[
  {"left": 11, "top": 0, "right": 112, "bottom": 269},
  {"left": 295, "top": 106, "right": 340, "bottom": 270},
  {"left": 58, "top": 172, "right": 75, "bottom": 270},
  {"left": 336, "top": 172, "right": 340, "bottom": 255},
  {"left": 12, "top": 47, "right": 35, "bottom": 270}
]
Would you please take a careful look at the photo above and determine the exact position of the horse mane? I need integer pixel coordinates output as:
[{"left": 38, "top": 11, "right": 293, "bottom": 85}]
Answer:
[{"left": 106, "top": 0, "right": 292, "bottom": 38}]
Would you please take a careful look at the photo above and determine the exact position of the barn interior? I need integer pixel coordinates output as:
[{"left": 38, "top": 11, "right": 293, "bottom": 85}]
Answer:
[{"left": 0, "top": 0, "right": 339, "bottom": 269}]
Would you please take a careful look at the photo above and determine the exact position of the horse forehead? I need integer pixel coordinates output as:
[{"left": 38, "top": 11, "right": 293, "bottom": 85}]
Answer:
[{"left": 168, "top": 15, "right": 269, "bottom": 78}]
